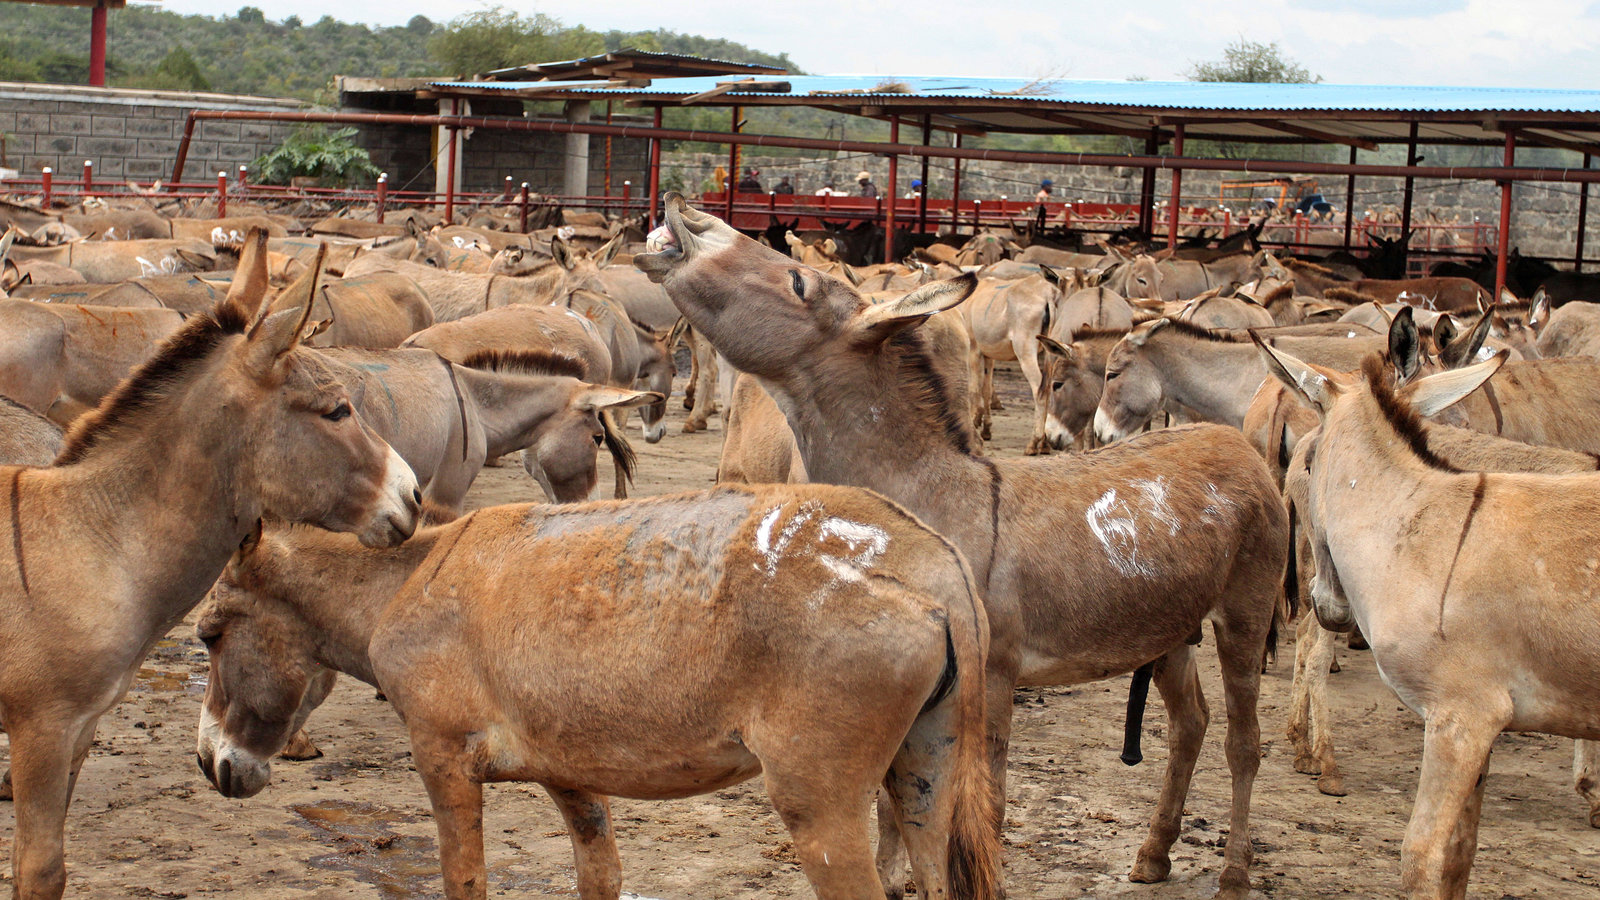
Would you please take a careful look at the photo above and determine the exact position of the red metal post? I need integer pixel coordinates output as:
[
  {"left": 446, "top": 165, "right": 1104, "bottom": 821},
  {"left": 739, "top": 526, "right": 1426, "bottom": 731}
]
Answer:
[
  {"left": 216, "top": 171, "right": 227, "bottom": 216},
  {"left": 81, "top": 160, "right": 92, "bottom": 195},
  {"left": 1343, "top": 145, "right": 1357, "bottom": 253},
  {"left": 604, "top": 101, "right": 613, "bottom": 198},
  {"left": 1138, "top": 129, "right": 1159, "bottom": 235},
  {"left": 1400, "top": 122, "right": 1419, "bottom": 267},
  {"left": 237, "top": 164, "right": 247, "bottom": 184},
  {"left": 1166, "top": 124, "right": 1184, "bottom": 250},
  {"left": 40, "top": 167, "right": 51, "bottom": 207},
  {"left": 726, "top": 106, "right": 739, "bottom": 222},
  {"left": 885, "top": 116, "right": 899, "bottom": 264},
  {"left": 647, "top": 107, "right": 662, "bottom": 229},
  {"left": 375, "top": 174, "right": 388, "bottom": 224},
  {"left": 1577, "top": 153, "right": 1591, "bottom": 273},
  {"left": 951, "top": 132, "right": 963, "bottom": 231},
  {"left": 89, "top": 2, "right": 107, "bottom": 87},
  {"left": 623, "top": 180, "right": 631, "bottom": 204},
  {"left": 518, "top": 182, "right": 530, "bottom": 233},
  {"left": 917, "top": 115, "right": 930, "bottom": 235},
  {"left": 444, "top": 99, "right": 459, "bottom": 225},
  {"left": 1496, "top": 132, "right": 1515, "bottom": 299}
]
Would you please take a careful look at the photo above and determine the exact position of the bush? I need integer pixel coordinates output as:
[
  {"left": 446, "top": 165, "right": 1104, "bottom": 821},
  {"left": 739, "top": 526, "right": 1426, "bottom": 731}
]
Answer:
[{"left": 250, "top": 126, "right": 380, "bottom": 187}]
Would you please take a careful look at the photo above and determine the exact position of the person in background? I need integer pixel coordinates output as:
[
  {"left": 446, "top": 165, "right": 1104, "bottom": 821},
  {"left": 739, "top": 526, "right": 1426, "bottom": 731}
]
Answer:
[
  {"left": 815, "top": 182, "right": 838, "bottom": 196},
  {"left": 856, "top": 170, "right": 879, "bottom": 199},
  {"left": 904, "top": 178, "right": 923, "bottom": 200},
  {"left": 1034, "top": 178, "right": 1055, "bottom": 230},
  {"left": 774, "top": 175, "right": 794, "bottom": 194},
  {"left": 737, "top": 168, "right": 764, "bottom": 192}
]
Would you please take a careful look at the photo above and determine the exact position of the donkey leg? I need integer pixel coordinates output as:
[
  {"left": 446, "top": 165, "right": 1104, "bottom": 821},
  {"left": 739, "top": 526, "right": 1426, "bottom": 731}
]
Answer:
[
  {"left": 544, "top": 787, "right": 621, "bottom": 900},
  {"left": 877, "top": 685, "right": 970, "bottom": 900},
  {"left": 1575, "top": 740, "right": 1600, "bottom": 829},
  {"left": 279, "top": 729, "right": 323, "bottom": 761},
  {"left": 8, "top": 716, "right": 96, "bottom": 900},
  {"left": 1287, "top": 612, "right": 1316, "bottom": 773},
  {"left": 874, "top": 791, "right": 911, "bottom": 900},
  {"left": 765, "top": 771, "right": 883, "bottom": 900},
  {"left": 1017, "top": 342, "right": 1051, "bottom": 456},
  {"left": 1130, "top": 645, "right": 1208, "bottom": 885},
  {"left": 415, "top": 746, "right": 489, "bottom": 900},
  {"left": 1210, "top": 616, "right": 1267, "bottom": 899},
  {"left": 1400, "top": 712, "right": 1502, "bottom": 900},
  {"left": 1439, "top": 751, "right": 1491, "bottom": 900},
  {"left": 1304, "top": 623, "right": 1346, "bottom": 796}
]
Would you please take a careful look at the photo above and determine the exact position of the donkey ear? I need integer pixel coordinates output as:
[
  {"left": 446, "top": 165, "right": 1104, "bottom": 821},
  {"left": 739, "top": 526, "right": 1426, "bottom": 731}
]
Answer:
[
  {"left": 1037, "top": 334, "right": 1075, "bottom": 361},
  {"left": 574, "top": 385, "right": 662, "bottom": 412},
  {"left": 1529, "top": 288, "right": 1550, "bottom": 328},
  {"left": 1040, "top": 265, "right": 1063, "bottom": 288},
  {"left": 840, "top": 263, "right": 863, "bottom": 287},
  {"left": 822, "top": 238, "right": 838, "bottom": 258},
  {"left": 245, "top": 243, "right": 324, "bottom": 372},
  {"left": 666, "top": 315, "right": 690, "bottom": 348},
  {"left": 1439, "top": 310, "right": 1494, "bottom": 369},
  {"left": 221, "top": 228, "right": 271, "bottom": 321},
  {"left": 1433, "top": 314, "right": 1460, "bottom": 354},
  {"left": 850, "top": 272, "right": 976, "bottom": 347},
  {"left": 1253, "top": 332, "right": 1341, "bottom": 414},
  {"left": 0, "top": 228, "right": 15, "bottom": 261},
  {"left": 784, "top": 230, "right": 803, "bottom": 254},
  {"left": 594, "top": 233, "right": 624, "bottom": 270},
  {"left": 1402, "top": 351, "right": 1508, "bottom": 418},
  {"left": 1387, "top": 306, "right": 1423, "bottom": 384},
  {"left": 1126, "top": 316, "right": 1171, "bottom": 347},
  {"left": 551, "top": 234, "right": 574, "bottom": 270}
]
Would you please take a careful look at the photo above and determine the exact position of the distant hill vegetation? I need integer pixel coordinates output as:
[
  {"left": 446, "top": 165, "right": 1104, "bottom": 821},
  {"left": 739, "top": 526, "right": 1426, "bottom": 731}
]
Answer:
[{"left": 0, "top": 4, "right": 799, "bottom": 102}]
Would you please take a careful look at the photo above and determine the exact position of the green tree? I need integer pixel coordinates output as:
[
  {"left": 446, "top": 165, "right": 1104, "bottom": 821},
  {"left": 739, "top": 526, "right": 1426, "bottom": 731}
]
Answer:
[
  {"left": 405, "top": 15, "right": 433, "bottom": 35},
  {"left": 428, "top": 7, "right": 602, "bottom": 76},
  {"left": 1188, "top": 39, "right": 1320, "bottom": 84},
  {"left": 149, "top": 47, "right": 209, "bottom": 90},
  {"left": 236, "top": 6, "right": 265, "bottom": 25}
]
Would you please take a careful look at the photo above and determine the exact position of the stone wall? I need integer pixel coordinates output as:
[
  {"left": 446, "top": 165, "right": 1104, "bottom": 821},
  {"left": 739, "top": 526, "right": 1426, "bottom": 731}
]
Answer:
[
  {"left": 661, "top": 150, "right": 1600, "bottom": 262},
  {"left": 0, "top": 82, "right": 304, "bottom": 182}
]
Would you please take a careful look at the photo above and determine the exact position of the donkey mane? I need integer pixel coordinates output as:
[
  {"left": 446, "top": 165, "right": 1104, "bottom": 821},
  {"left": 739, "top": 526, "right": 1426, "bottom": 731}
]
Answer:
[
  {"left": 1322, "top": 287, "right": 1384, "bottom": 305},
  {"left": 1260, "top": 283, "right": 1295, "bottom": 305},
  {"left": 600, "top": 410, "right": 637, "bottom": 486},
  {"left": 57, "top": 302, "right": 251, "bottom": 466},
  {"left": 1070, "top": 327, "right": 1134, "bottom": 342},
  {"left": 1283, "top": 258, "right": 1345, "bottom": 279},
  {"left": 1158, "top": 318, "right": 1251, "bottom": 343},
  {"left": 887, "top": 327, "right": 974, "bottom": 456},
  {"left": 1360, "top": 353, "right": 1461, "bottom": 473},
  {"left": 459, "top": 348, "right": 588, "bottom": 381}
]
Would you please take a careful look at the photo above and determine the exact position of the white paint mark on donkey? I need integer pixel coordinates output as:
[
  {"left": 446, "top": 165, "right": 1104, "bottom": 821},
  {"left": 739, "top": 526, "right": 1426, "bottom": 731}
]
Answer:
[
  {"left": 1086, "top": 489, "right": 1156, "bottom": 578},
  {"left": 1133, "top": 477, "right": 1181, "bottom": 536},
  {"left": 817, "top": 516, "right": 889, "bottom": 583}
]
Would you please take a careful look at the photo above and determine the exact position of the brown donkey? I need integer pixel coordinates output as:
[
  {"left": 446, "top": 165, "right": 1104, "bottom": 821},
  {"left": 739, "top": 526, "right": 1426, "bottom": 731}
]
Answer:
[
  {"left": 1262, "top": 345, "right": 1600, "bottom": 899},
  {"left": 637, "top": 195, "right": 1288, "bottom": 899},
  {"left": 197, "top": 485, "right": 1000, "bottom": 900},
  {"left": 0, "top": 231, "right": 421, "bottom": 899}
]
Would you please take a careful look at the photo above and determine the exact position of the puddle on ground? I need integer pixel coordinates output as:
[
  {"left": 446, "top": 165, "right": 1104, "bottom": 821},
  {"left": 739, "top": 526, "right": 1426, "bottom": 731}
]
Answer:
[
  {"left": 292, "top": 799, "right": 439, "bottom": 898},
  {"left": 131, "top": 666, "right": 206, "bottom": 694}
]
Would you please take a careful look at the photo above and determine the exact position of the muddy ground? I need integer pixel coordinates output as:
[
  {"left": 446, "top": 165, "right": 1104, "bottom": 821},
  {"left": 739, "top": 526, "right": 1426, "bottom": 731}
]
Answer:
[{"left": 2, "top": 364, "right": 1596, "bottom": 899}]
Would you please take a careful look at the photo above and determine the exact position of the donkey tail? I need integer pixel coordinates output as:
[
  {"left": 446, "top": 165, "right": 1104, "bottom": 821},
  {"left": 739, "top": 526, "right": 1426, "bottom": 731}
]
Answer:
[{"left": 945, "top": 604, "right": 1001, "bottom": 899}]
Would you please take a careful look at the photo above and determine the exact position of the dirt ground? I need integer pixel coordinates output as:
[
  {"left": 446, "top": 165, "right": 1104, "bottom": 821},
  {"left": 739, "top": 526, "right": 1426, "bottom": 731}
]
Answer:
[{"left": 2, "top": 364, "right": 1597, "bottom": 899}]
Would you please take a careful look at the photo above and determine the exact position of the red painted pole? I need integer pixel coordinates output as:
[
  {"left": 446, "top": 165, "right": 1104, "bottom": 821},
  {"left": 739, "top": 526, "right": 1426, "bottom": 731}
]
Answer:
[
  {"left": 89, "top": 3, "right": 107, "bottom": 88},
  {"left": 1496, "top": 132, "right": 1515, "bottom": 300},
  {"left": 885, "top": 116, "right": 899, "bottom": 264},
  {"left": 81, "top": 160, "right": 92, "bottom": 195},
  {"left": 216, "top": 171, "right": 227, "bottom": 216},
  {"left": 375, "top": 173, "right": 388, "bottom": 224},
  {"left": 604, "top": 101, "right": 613, "bottom": 198},
  {"left": 40, "top": 167, "right": 52, "bottom": 207},
  {"left": 1166, "top": 124, "right": 1184, "bottom": 250},
  {"left": 1577, "top": 153, "right": 1591, "bottom": 273},
  {"left": 725, "top": 106, "right": 739, "bottom": 223},
  {"left": 1343, "top": 145, "right": 1357, "bottom": 253},
  {"left": 519, "top": 182, "right": 530, "bottom": 232},
  {"left": 647, "top": 107, "right": 662, "bottom": 229},
  {"left": 951, "top": 132, "right": 963, "bottom": 231},
  {"left": 444, "top": 99, "right": 459, "bottom": 226},
  {"left": 917, "top": 115, "right": 930, "bottom": 235}
]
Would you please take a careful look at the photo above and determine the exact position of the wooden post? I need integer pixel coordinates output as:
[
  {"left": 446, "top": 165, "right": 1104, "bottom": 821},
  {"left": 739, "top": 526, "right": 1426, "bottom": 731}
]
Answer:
[
  {"left": 1343, "top": 145, "right": 1357, "bottom": 252},
  {"left": 1577, "top": 152, "right": 1591, "bottom": 273},
  {"left": 885, "top": 116, "right": 899, "bottom": 264},
  {"left": 1496, "top": 131, "right": 1515, "bottom": 299},
  {"left": 1400, "top": 122, "right": 1419, "bottom": 269},
  {"left": 647, "top": 107, "right": 662, "bottom": 229},
  {"left": 1166, "top": 124, "right": 1184, "bottom": 249},
  {"left": 89, "top": 2, "right": 107, "bottom": 87}
]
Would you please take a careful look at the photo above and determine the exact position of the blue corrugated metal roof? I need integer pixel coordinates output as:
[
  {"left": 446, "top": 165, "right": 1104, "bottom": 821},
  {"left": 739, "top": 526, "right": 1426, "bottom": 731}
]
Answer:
[{"left": 429, "top": 74, "right": 1600, "bottom": 113}]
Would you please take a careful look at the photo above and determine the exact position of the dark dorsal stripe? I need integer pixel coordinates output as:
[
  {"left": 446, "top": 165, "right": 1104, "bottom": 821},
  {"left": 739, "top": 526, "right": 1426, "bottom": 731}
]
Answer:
[
  {"left": 1435, "top": 473, "right": 1489, "bottom": 638},
  {"left": 1360, "top": 353, "right": 1461, "bottom": 473},
  {"left": 10, "top": 469, "right": 28, "bottom": 596},
  {"left": 459, "top": 348, "right": 587, "bottom": 381},
  {"left": 436, "top": 353, "right": 470, "bottom": 464},
  {"left": 1158, "top": 318, "right": 1250, "bottom": 343}
]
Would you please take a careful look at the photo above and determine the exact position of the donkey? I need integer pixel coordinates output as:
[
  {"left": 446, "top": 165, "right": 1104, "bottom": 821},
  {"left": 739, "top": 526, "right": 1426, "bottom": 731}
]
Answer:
[
  {"left": 0, "top": 232, "right": 420, "bottom": 899},
  {"left": 637, "top": 194, "right": 1288, "bottom": 899},
  {"left": 0, "top": 300, "right": 187, "bottom": 423},
  {"left": 558, "top": 289, "right": 680, "bottom": 444},
  {"left": 0, "top": 395, "right": 63, "bottom": 467},
  {"left": 1261, "top": 345, "right": 1600, "bottom": 900},
  {"left": 197, "top": 485, "right": 1001, "bottom": 900},
  {"left": 6, "top": 237, "right": 218, "bottom": 283}
]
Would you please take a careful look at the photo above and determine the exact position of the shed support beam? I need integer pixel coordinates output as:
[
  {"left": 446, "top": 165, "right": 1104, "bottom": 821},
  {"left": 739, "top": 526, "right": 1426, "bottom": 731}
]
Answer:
[
  {"left": 1138, "top": 129, "right": 1159, "bottom": 236},
  {"left": 1167, "top": 124, "right": 1184, "bottom": 250},
  {"left": 1497, "top": 132, "right": 1516, "bottom": 299},
  {"left": 1578, "top": 153, "right": 1591, "bottom": 273},
  {"left": 89, "top": 2, "right": 107, "bottom": 88},
  {"left": 1266, "top": 121, "right": 1378, "bottom": 151},
  {"left": 1400, "top": 122, "right": 1419, "bottom": 271},
  {"left": 1343, "top": 145, "right": 1357, "bottom": 252},
  {"left": 564, "top": 100, "right": 591, "bottom": 199}
]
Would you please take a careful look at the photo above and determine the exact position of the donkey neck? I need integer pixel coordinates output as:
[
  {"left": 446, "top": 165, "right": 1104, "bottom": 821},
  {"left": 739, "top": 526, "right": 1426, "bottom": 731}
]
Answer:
[
  {"left": 270, "top": 534, "right": 438, "bottom": 686},
  {"left": 1144, "top": 335, "right": 1263, "bottom": 427}
]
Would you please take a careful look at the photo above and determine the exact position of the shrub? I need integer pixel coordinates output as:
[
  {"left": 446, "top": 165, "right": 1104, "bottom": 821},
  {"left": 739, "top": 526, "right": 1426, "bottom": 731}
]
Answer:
[{"left": 250, "top": 125, "right": 380, "bottom": 187}]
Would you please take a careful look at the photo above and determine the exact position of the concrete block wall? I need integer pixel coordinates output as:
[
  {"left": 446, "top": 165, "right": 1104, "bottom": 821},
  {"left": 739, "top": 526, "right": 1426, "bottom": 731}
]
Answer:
[{"left": 0, "top": 82, "right": 304, "bottom": 182}]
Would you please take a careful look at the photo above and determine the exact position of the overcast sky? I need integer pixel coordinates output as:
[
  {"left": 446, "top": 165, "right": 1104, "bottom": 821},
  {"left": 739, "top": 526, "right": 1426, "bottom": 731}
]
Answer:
[{"left": 152, "top": 0, "right": 1600, "bottom": 89}]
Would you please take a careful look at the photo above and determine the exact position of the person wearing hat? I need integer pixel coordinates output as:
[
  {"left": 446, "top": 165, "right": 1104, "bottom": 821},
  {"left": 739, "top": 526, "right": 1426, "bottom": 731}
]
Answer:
[
  {"left": 904, "top": 178, "right": 924, "bottom": 200},
  {"left": 737, "top": 168, "right": 764, "bottom": 193},
  {"left": 1034, "top": 178, "right": 1055, "bottom": 229},
  {"left": 856, "top": 170, "right": 879, "bottom": 199}
]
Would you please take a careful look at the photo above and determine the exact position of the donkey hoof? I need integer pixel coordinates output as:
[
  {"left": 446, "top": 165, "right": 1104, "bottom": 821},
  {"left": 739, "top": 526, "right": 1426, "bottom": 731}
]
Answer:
[
  {"left": 1317, "top": 770, "right": 1348, "bottom": 797},
  {"left": 1293, "top": 753, "right": 1321, "bottom": 776},
  {"left": 1588, "top": 807, "right": 1600, "bottom": 829},
  {"left": 989, "top": 399, "right": 1004, "bottom": 411},
  {"left": 1129, "top": 853, "right": 1171, "bottom": 884},
  {"left": 1348, "top": 629, "right": 1369, "bottom": 651},
  {"left": 0, "top": 769, "right": 11, "bottom": 802},
  {"left": 1214, "top": 866, "right": 1251, "bottom": 899},
  {"left": 1329, "top": 657, "right": 1341, "bottom": 674},
  {"left": 279, "top": 729, "right": 324, "bottom": 761},
  {"left": 681, "top": 397, "right": 695, "bottom": 411},
  {"left": 682, "top": 421, "right": 701, "bottom": 433},
  {"left": 980, "top": 424, "right": 993, "bottom": 441},
  {"left": 1025, "top": 437, "right": 1053, "bottom": 456}
]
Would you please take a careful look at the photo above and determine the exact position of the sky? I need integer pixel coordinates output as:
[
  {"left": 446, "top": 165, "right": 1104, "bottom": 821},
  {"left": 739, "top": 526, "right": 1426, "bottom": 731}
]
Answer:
[{"left": 150, "top": 0, "right": 1600, "bottom": 90}]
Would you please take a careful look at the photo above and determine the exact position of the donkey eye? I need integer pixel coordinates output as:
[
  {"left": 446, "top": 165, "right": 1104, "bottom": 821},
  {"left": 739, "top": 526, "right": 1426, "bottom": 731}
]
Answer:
[
  {"left": 592, "top": 433, "right": 604, "bottom": 446},
  {"left": 1105, "top": 370, "right": 1120, "bottom": 381},
  {"left": 1052, "top": 381, "right": 1065, "bottom": 391},
  {"left": 790, "top": 270, "right": 805, "bottom": 298},
  {"left": 322, "top": 402, "right": 352, "bottom": 422}
]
